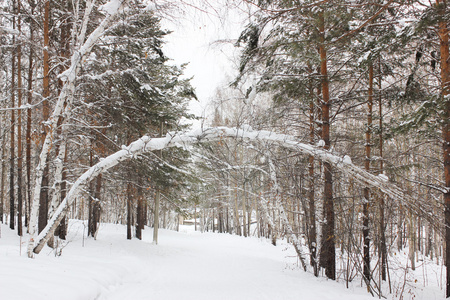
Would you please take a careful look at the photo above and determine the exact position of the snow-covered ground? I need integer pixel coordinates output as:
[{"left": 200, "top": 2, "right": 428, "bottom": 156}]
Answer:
[{"left": 0, "top": 221, "right": 444, "bottom": 300}]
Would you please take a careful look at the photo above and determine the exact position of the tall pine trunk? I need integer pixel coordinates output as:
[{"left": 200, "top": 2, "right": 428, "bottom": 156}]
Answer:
[
  {"left": 378, "top": 57, "right": 387, "bottom": 281},
  {"left": 127, "top": 181, "right": 132, "bottom": 240},
  {"left": 363, "top": 62, "right": 373, "bottom": 282},
  {"left": 319, "top": 9, "right": 335, "bottom": 280},
  {"left": 92, "top": 174, "right": 102, "bottom": 237},
  {"left": 437, "top": 0, "right": 450, "bottom": 297},
  {"left": 38, "top": 0, "right": 50, "bottom": 234},
  {"left": 9, "top": 0, "right": 16, "bottom": 230},
  {"left": 17, "top": 0, "right": 23, "bottom": 236},
  {"left": 26, "top": 1, "right": 35, "bottom": 229},
  {"left": 309, "top": 97, "right": 318, "bottom": 276},
  {"left": 136, "top": 185, "right": 143, "bottom": 240}
]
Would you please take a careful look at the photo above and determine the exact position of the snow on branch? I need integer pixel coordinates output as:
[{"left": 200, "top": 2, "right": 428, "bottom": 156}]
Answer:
[
  {"left": 27, "top": 0, "right": 129, "bottom": 258},
  {"left": 33, "top": 126, "right": 428, "bottom": 255}
]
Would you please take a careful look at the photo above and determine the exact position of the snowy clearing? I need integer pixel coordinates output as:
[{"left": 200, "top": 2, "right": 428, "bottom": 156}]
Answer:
[{"left": 1, "top": 220, "right": 380, "bottom": 300}]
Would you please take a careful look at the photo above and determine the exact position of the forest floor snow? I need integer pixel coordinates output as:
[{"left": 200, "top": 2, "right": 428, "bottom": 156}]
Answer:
[{"left": 0, "top": 220, "right": 444, "bottom": 300}]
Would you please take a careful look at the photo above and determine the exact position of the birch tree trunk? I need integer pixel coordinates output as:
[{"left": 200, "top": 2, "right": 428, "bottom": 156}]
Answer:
[{"left": 27, "top": 0, "right": 127, "bottom": 257}]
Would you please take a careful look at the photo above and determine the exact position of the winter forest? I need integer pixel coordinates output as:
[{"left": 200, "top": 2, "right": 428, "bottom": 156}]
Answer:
[{"left": 0, "top": 0, "right": 449, "bottom": 299}]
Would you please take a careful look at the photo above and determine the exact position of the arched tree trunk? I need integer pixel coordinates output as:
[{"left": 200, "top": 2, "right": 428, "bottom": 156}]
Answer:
[{"left": 30, "top": 126, "right": 436, "bottom": 257}]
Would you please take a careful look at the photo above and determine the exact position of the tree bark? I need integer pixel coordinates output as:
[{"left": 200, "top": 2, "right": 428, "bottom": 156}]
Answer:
[
  {"left": 38, "top": 0, "right": 50, "bottom": 235},
  {"left": 27, "top": 0, "right": 127, "bottom": 257},
  {"left": 127, "top": 182, "right": 132, "bottom": 240},
  {"left": 437, "top": 0, "right": 450, "bottom": 297},
  {"left": 309, "top": 99, "right": 318, "bottom": 276},
  {"left": 9, "top": 0, "right": 16, "bottom": 230},
  {"left": 378, "top": 56, "right": 387, "bottom": 281},
  {"left": 319, "top": 9, "right": 335, "bottom": 280},
  {"left": 17, "top": 0, "right": 23, "bottom": 236},
  {"left": 0, "top": 116, "right": 5, "bottom": 223},
  {"left": 363, "top": 62, "right": 373, "bottom": 282},
  {"left": 136, "top": 185, "right": 143, "bottom": 240},
  {"left": 153, "top": 189, "right": 160, "bottom": 243},
  {"left": 26, "top": 1, "right": 35, "bottom": 229},
  {"left": 92, "top": 174, "right": 102, "bottom": 237},
  {"left": 58, "top": 146, "right": 68, "bottom": 240}
]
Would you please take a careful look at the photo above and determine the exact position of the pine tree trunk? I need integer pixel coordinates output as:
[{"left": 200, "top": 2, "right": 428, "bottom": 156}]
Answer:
[
  {"left": 153, "top": 122, "right": 164, "bottom": 243},
  {"left": 38, "top": 0, "right": 50, "bottom": 234},
  {"left": 93, "top": 174, "right": 102, "bottom": 237},
  {"left": 9, "top": 0, "right": 16, "bottom": 230},
  {"left": 437, "top": 0, "right": 450, "bottom": 296},
  {"left": 363, "top": 62, "right": 373, "bottom": 282},
  {"left": 309, "top": 99, "right": 318, "bottom": 276},
  {"left": 136, "top": 186, "right": 143, "bottom": 240},
  {"left": 26, "top": 2, "right": 34, "bottom": 229},
  {"left": 127, "top": 182, "right": 133, "bottom": 240},
  {"left": 319, "top": 9, "right": 335, "bottom": 280},
  {"left": 242, "top": 183, "right": 247, "bottom": 237},
  {"left": 378, "top": 57, "right": 387, "bottom": 281},
  {"left": 88, "top": 147, "right": 94, "bottom": 237},
  {"left": 17, "top": 0, "right": 23, "bottom": 236},
  {"left": 153, "top": 189, "right": 160, "bottom": 243}
]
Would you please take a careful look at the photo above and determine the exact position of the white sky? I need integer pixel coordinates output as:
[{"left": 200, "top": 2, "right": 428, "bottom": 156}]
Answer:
[{"left": 161, "top": 1, "right": 252, "bottom": 127}]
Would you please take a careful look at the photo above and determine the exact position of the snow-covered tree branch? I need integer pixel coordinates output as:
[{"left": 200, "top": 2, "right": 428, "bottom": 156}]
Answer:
[
  {"left": 33, "top": 126, "right": 425, "bottom": 254},
  {"left": 27, "top": 0, "right": 128, "bottom": 258}
]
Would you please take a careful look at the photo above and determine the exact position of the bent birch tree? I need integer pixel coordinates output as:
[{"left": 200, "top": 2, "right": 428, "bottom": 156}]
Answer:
[
  {"left": 27, "top": 0, "right": 128, "bottom": 257},
  {"left": 32, "top": 126, "right": 428, "bottom": 256}
]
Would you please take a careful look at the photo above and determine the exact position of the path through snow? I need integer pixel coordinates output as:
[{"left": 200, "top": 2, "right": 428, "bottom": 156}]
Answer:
[{"left": 1, "top": 221, "right": 375, "bottom": 300}]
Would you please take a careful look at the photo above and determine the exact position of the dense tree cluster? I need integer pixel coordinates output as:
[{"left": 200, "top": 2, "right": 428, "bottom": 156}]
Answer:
[
  {"left": 0, "top": 0, "right": 195, "bottom": 253},
  {"left": 191, "top": 0, "right": 449, "bottom": 297},
  {"left": 0, "top": 0, "right": 449, "bottom": 298}
]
